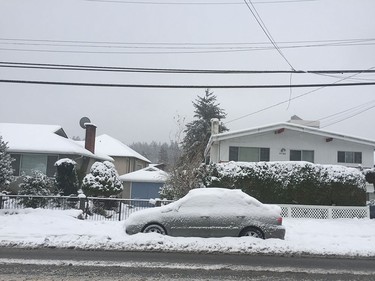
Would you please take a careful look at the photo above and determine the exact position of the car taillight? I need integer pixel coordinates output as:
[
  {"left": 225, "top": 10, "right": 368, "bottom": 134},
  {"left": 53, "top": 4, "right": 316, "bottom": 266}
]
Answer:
[{"left": 277, "top": 217, "right": 283, "bottom": 225}]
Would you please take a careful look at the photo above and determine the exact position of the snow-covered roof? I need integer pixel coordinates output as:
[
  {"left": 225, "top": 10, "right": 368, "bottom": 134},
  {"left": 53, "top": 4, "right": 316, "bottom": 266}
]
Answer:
[
  {"left": 87, "top": 134, "right": 151, "bottom": 163},
  {"left": 0, "top": 123, "right": 112, "bottom": 161},
  {"left": 119, "top": 166, "right": 168, "bottom": 183},
  {"left": 206, "top": 122, "right": 375, "bottom": 156}
]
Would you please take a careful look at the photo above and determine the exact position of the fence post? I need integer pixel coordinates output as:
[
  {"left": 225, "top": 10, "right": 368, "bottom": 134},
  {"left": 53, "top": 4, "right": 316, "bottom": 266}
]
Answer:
[
  {"left": 287, "top": 206, "right": 292, "bottom": 218},
  {"left": 328, "top": 207, "right": 333, "bottom": 219},
  {"left": 78, "top": 194, "right": 86, "bottom": 213},
  {"left": 118, "top": 202, "right": 122, "bottom": 221}
]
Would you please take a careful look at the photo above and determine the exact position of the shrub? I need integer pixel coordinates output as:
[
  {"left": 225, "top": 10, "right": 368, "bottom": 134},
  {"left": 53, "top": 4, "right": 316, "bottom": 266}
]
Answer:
[
  {"left": 82, "top": 161, "right": 123, "bottom": 197},
  {"left": 18, "top": 170, "right": 56, "bottom": 208},
  {"left": 199, "top": 162, "right": 366, "bottom": 206},
  {"left": 54, "top": 158, "right": 79, "bottom": 196}
]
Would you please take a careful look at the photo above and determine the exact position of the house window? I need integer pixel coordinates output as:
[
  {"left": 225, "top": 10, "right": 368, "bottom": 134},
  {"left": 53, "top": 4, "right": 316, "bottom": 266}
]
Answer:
[
  {"left": 337, "top": 151, "right": 362, "bottom": 164},
  {"left": 11, "top": 154, "right": 58, "bottom": 177},
  {"left": 290, "top": 150, "right": 314, "bottom": 163},
  {"left": 229, "top": 147, "right": 270, "bottom": 162}
]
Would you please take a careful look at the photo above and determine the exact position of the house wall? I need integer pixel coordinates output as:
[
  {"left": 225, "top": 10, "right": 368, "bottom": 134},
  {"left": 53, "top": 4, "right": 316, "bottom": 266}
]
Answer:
[
  {"left": 121, "top": 182, "right": 131, "bottom": 199},
  {"left": 130, "top": 182, "right": 163, "bottom": 200},
  {"left": 111, "top": 156, "right": 148, "bottom": 175},
  {"left": 212, "top": 129, "right": 374, "bottom": 168}
]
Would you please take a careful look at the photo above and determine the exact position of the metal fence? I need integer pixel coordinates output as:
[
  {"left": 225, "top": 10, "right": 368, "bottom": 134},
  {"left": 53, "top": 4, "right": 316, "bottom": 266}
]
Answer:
[
  {"left": 0, "top": 195, "right": 371, "bottom": 221},
  {"left": 0, "top": 195, "right": 171, "bottom": 221}
]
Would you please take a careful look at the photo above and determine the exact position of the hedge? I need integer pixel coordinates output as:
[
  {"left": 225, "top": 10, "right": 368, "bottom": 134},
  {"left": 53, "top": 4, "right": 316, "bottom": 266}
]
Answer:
[{"left": 198, "top": 161, "right": 366, "bottom": 206}]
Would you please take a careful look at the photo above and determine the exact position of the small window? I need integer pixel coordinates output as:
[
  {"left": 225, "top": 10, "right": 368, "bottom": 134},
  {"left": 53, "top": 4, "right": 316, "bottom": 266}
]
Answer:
[
  {"left": 337, "top": 151, "right": 362, "bottom": 164},
  {"left": 290, "top": 150, "right": 314, "bottom": 163}
]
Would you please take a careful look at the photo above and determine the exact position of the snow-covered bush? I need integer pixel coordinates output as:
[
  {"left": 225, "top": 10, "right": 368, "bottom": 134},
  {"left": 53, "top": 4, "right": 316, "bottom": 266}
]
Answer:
[
  {"left": 364, "top": 168, "right": 375, "bottom": 186},
  {"left": 0, "top": 136, "right": 13, "bottom": 192},
  {"left": 199, "top": 161, "right": 366, "bottom": 206},
  {"left": 82, "top": 161, "right": 123, "bottom": 197},
  {"left": 18, "top": 170, "right": 56, "bottom": 208},
  {"left": 54, "top": 158, "right": 79, "bottom": 196}
]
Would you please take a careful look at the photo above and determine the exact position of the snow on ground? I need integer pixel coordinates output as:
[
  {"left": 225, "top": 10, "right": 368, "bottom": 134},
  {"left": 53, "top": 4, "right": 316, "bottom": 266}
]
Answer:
[{"left": 1, "top": 208, "right": 375, "bottom": 257}]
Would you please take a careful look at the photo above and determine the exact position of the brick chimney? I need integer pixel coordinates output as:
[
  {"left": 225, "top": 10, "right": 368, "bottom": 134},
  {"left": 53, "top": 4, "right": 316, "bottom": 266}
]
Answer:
[{"left": 84, "top": 123, "right": 96, "bottom": 154}]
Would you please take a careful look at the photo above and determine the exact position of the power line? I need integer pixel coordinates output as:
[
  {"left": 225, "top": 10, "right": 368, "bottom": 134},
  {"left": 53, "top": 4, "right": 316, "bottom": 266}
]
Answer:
[
  {"left": 1, "top": 37, "right": 373, "bottom": 46},
  {"left": 321, "top": 102, "right": 375, "bottom": 128},
  {"left": 243, "top": 0, "right": 295, "bottom": 70},
  {"left": 1, "top": 38, "right": 374, "bottom": 55},
  {"left": 86, "top": 0, "right": 318, "bottom": 5},
  {"left": 225, "top": 69, "right": 375, "bottom": 124},
  {"left": 2, "top": 61, "right": 375, "bottom": 74},
  {"left": 1, "top": 79, "right": 375, "bottom": 88}
]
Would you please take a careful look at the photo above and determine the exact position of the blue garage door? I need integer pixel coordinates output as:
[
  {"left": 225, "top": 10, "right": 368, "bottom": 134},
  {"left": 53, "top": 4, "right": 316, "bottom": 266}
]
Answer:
[{"left": 131, "top": 182, "right": 163, "bottom": 199}]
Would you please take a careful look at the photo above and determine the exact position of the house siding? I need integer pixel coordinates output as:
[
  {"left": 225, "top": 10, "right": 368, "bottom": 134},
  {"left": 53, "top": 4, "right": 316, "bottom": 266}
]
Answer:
[
  {"left": 214, "top": 128, "right": 374, "bottom": 168},
  {"left": 130, "top": 182, "right": 162, "bottom": 200}
]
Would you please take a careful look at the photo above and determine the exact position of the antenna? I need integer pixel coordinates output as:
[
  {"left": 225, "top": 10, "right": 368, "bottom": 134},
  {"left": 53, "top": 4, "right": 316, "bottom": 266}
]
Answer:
[{"left": 79, "top": 117, "right": 91, "bottom": 129}]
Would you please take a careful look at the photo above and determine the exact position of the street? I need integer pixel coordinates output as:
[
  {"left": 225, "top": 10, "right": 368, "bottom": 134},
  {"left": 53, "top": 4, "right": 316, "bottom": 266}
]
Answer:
[{"left": 1, "top": 248, "right": 375, "bottom": 280}]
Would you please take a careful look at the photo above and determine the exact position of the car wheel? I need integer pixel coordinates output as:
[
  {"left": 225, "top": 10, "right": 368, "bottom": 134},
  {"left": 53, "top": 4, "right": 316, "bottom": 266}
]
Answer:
[
  {"left": 240, "top": 227, "right": 264, "bottom": 239},
  {"left": 142, "top": 224, "right": 167, "bottom": 235}
]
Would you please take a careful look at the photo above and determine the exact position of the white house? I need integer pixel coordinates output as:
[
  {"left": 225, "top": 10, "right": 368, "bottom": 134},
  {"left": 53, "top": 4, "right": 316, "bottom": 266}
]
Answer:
[{"left": 206, "top": 120, "right": 375, "bottom": 169}]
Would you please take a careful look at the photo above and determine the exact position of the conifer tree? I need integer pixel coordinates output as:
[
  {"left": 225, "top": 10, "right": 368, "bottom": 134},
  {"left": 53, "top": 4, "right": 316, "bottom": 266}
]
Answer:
[
  {"left": 54, "top": 158, "right": 79, "bottom": 196},
  {"left": 0, "top": 136, "right": 13, "bottom": 192},
  {"left": 161, "top": 89, "right": 228, "bottom": 199}
]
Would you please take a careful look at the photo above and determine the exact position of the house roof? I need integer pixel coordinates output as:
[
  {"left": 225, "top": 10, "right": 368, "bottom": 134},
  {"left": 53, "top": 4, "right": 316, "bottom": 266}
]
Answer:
[
  {"left": 86, "top": 134, "right": 151, "bottom": 163},
  {"left": 205, "top": 122, "right": 375, "bottom": 156},
  {"left": 119, "top": 166, "right": 168, "bottom": 183},
  {"left": 0, "top": 123, "right": 112, "bottom": 161}
]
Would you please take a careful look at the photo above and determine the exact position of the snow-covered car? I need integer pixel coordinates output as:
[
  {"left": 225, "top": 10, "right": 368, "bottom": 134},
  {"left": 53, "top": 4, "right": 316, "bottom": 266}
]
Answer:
[{"left": 125, "top": 188, "right": 285, "bottom": 239}]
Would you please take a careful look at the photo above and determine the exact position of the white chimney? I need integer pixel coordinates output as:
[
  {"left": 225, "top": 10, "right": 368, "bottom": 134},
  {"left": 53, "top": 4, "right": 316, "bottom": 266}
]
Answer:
[{"left": 211, "top": 118, "right": 220, "bottom": 135}]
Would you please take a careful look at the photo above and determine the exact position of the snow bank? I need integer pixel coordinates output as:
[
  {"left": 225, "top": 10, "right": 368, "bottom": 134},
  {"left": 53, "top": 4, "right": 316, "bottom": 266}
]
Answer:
[{"left": 1, "top": 209, "right": 375, "bottom": 257}]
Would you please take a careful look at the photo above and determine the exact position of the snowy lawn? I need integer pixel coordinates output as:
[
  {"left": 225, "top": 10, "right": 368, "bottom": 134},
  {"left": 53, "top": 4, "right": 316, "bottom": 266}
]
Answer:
[{"left": 1, "top": 209, "right": 375, "bottom": 257}]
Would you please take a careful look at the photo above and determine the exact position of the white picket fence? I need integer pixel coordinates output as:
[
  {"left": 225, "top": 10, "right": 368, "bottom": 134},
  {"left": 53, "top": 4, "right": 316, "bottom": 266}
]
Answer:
[{"left": 279, "top": 204, "right": 370, "bottom": 219}]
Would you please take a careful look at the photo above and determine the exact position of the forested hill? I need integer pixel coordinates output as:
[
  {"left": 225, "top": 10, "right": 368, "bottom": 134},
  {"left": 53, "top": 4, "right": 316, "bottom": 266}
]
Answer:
[{"left": 129, "top": 141, "right": 181, "bottom": 171}]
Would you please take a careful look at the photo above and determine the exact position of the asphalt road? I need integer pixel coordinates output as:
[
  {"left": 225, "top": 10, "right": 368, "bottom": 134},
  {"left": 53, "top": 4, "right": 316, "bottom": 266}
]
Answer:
[{"left": 0, "top": 248, "right": 375, "bottom": 280}]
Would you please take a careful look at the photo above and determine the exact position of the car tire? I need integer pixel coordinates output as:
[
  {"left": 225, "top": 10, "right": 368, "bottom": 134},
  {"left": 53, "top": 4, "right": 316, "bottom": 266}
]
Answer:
[
  {"left": 240, "top": 227, "right": 264, "bottom": 239},
  {"left": 142, "top": 224, "right": 167, "bottom": 235}
]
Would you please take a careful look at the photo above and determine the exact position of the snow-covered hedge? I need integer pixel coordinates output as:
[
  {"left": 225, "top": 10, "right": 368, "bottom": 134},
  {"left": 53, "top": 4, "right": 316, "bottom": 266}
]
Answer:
[{"left": 198, "top": 161, "right": 366, "bottom": 206}]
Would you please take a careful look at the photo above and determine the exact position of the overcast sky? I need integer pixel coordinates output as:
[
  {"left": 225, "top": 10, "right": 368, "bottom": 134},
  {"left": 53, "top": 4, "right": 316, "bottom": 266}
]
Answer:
[{"left": 1, "top": 0, "right": 374, "bottom": 144}]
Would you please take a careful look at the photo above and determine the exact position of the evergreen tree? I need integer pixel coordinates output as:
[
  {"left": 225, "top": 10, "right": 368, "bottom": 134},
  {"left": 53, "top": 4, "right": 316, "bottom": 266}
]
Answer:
[
  {"left": 181, "top": 89, "right": 228, "bottom": 162},
  {"left": 54, "top": 158, "right": 79, "bottom": 196},
  {"left": 161, "top": 89, "right": 228, "bottom": 199},
  {"left": 158, "top": 143, "right": 169, "bottom": 165},
  {"left": 18, "top": 170, "right": 55, "bottom": 208},
  {"left": 0, "top": 136, "right": 13, "bottom": 192},
  {"left": 82, "top": 161, "right": 123, "bottom": 197}
]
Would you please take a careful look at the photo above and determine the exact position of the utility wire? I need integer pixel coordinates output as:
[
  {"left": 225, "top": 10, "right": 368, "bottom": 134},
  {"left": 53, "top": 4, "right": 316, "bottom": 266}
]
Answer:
[
  {"left": 243, "top": 0, "right": 295, "bottom": 70},
  {"left": 2, "top": 61, "right": 375, "bottom": 74},
  {"left": 1, "top": 37, "right": 373, "bottom": 46},
  {"left": 86, "top": 0, "right": 318, "bottom": 5},
  {"left": 321, "top": 103, "right": 375, "bottom": 128},
  {"left": 1, "top": 79, "right": 374, "bottom": 88},
  {"left": 225, "top": 68, "right": 375, "bottom": 124},
  {"left": 299, "top": 100, "right": 375, "bottom": 128},
  {"left": 1, "top": 38, "right": 374, "bottom": 55}
]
